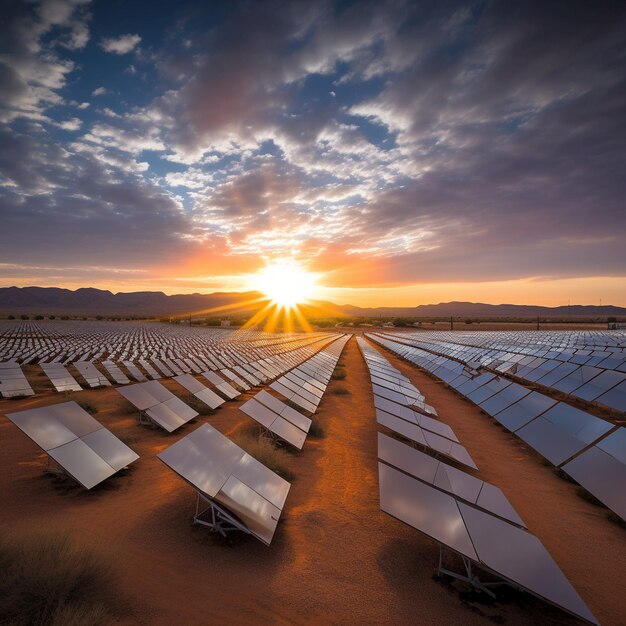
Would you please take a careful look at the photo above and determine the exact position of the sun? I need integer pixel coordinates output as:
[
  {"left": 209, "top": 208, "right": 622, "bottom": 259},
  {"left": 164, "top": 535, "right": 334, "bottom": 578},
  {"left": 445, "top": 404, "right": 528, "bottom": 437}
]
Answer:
[{"left": 253, "top": 260, "right": 317, "bottom": 308}]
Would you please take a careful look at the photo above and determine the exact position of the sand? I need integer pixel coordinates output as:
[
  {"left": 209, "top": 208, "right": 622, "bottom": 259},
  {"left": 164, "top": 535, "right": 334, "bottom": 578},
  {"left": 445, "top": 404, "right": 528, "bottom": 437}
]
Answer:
[{"left": 1, "top": 335, "right": 624, "bottom": 625}]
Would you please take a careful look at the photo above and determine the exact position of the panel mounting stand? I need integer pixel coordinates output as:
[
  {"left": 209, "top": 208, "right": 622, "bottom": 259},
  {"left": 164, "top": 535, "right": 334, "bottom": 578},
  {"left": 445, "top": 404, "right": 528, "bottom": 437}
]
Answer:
[
  {"left": 193, "top": 492, "right": 251, "bottom": 538},
  {"left": 437, "top": 545, "right": 508, "bottom": 599}
]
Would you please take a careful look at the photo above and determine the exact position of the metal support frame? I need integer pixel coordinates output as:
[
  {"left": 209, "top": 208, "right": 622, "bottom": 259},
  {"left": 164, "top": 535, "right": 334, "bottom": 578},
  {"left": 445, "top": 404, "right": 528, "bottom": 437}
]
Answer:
[
  {"left": 437, "top": 545, "right": 509, "bottom": 599},
  {"left": 138, "top": 409, "right": 158, "bottom": 428},
  {"left": 45, "top": 454, "right": 64, "bottom": 477},
  {"left": 44, "top": 455, "right": 80, "bottom": 486},
  {"left": 193, "top": 492, "right": 251, "bottom": 538}
]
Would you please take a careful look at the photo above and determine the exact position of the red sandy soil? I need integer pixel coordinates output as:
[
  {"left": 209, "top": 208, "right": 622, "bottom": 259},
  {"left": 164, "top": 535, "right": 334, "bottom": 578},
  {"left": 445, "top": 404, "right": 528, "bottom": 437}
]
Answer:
[{"left": 0, "top": 336, "right": 624, "bottom": 625}]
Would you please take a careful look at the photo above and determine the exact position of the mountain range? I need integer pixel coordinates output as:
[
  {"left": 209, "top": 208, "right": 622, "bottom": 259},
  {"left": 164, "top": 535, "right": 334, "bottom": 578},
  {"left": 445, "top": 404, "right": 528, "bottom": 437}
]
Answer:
[{"left": 1, "top": 286, "right": 625, "bottom": 319}]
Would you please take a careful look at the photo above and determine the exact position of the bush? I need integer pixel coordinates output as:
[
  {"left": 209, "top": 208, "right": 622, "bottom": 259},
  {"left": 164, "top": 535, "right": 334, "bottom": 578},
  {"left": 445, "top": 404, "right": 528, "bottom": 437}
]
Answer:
[
  {"left": 20, "top": 314, "right": 29, "bottom": 320},
  {"left": 184, "top": 396, "right": 214, "bottom": 416},
  {"left": 308, "top": 420, "right": 326, "bottom": 438},
  {"left": 77, "top": 400, "right": 98, "bottom": 415},
  {"left": 34, "top": 315, "right": 44, "bottom": 320},
  {"left": 331, "top": 366, "right": 346, "bottom": 380},
  {"left": 331, "top": 385, "right": 350, "bottom": 395},
  {"left": 8, "top": 314, "right": 15, "bottom": 320},
  {"left": 0, "top": 528, "right": 119, "bottom": 626},
  {"left": 231, "top": 432, "right": 295, "bottom": 481}
]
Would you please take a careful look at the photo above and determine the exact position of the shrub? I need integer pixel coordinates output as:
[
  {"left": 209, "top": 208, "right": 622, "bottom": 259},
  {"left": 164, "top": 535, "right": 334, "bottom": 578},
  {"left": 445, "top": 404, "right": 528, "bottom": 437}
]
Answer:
[
  {"left": 230, "top": 432, "right": 295, "bottom": 481},
  {"left": 77, "top": 400, "right": 98, "bottom": 415},
  {"left": 0, "top": 528, "right": 119, "bottom": 626},
  {"left": 184, "top": 396, "right": 214, "bottom": 416},
  {"left": 308, "top": 420, "right": 326, "bottom": 438},
  {"left": 331, "top": 385, "right": 350, "bottom": 395},
  {"left": 331, "top": 366, "right": 346, "bottom": 380},
  {"left": 20, "top": 314, "right": 29, "bottom": 320}
]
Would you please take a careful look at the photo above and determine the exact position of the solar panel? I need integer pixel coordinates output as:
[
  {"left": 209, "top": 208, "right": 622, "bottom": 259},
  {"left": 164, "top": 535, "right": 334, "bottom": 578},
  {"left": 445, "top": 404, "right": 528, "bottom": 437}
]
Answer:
[
  {"left": 515, "top": 403, "right": 613, "bottom": 466},
  {"left": 240, "top": 397, "right": 308, "bottom": 449},
  {"left": 379, "top": 462, "right": 477, "bottom": 558},
  {"left": 116, "top": 382, "right": 198, "bottom": 432},
  {"left": 561, "top": 427, "right": 626, "bottom": 521},
  {"left": 157, "top": 424, "right": 290, "bottom": 545},
  {"left": 374, "top": 396, "right": 457, "bottom": 442},
  {"left": 122, "top": 361, "right": 147, "bottom": 382},
  {"left": 478, "top": 383, "right": 531, "bottom": 417},
  {"left": 458, "top": 504, "right": 598, "bottom": 625},
  {"left": 74, "top": 361, "right": 111, "bottom": 388},
  {"left": 201, "top": 371, "right": 240, "bottom": 399},
  {"left": 41, "top": 362, "right": 82, "bottom": 392},
  {"left": 378, "top": 433, "right": 524, "bottom": 526},
  {"left": 376, "top": 410, "right": 477, "bottom": 470},
  {"left": 494, "top": 391, "right": 557, "bottom": 431},
  {"left": 0, "top": 361, "right": 35, "bottom": 397},
  {"left": 379, "top": 462, "right": 597, "bottom": 625},
  {"left": 5, "top": 401, "right": 138, "bottom": 489},
  {"left": 592, "top": 378, "right": 626, "bottom": 412},
  {"left": 255, "top": 390, "right": 312, "bottom": 432}
]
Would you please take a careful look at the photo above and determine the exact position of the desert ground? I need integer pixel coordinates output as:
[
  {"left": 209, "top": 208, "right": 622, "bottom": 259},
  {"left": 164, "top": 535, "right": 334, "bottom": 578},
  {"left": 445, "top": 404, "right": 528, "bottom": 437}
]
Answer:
[{"left": 1, "top": 334, "right": 624, "bottom": 625}]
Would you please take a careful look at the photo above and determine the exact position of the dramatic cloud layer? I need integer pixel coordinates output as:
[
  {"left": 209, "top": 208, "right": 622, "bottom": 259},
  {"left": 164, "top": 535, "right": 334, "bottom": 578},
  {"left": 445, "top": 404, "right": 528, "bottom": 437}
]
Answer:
[{"left": 1, "top": 0, "right": 625, "bottom": 304}]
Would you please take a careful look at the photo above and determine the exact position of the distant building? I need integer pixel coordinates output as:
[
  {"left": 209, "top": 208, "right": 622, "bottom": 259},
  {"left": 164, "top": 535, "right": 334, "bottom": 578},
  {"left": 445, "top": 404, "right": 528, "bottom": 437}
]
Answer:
[{"left": 220, "top": 320, "right": 231, "bottom": 327}]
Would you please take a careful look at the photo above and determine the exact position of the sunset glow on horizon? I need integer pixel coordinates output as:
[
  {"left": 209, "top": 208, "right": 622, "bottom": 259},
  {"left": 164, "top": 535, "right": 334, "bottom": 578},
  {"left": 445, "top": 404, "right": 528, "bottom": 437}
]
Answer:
[{"left": 1, "top": 1, "right": 625, "bottom": 308}]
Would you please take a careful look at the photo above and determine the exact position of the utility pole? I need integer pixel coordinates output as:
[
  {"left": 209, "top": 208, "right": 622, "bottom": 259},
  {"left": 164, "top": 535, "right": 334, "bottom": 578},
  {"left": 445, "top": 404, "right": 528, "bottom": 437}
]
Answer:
[{"left": 450, "top": 316, "right": 453, "bottom": 331}]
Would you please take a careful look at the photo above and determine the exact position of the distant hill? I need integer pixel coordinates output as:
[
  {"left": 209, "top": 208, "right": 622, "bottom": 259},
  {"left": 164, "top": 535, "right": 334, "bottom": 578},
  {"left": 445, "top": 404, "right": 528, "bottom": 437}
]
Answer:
[
  {"left": 338, "top": 301, "right": 626, "bottom": 318},
  {"left": 0, "top": 286, "right": 625, "bottom": 319}
]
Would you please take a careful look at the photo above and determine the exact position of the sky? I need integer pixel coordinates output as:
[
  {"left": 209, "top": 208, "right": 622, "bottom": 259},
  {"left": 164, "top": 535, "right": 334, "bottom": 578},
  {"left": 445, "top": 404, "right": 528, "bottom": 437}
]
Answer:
[{"left": 1, "top": 0, "right": 625, "bottom": 307}]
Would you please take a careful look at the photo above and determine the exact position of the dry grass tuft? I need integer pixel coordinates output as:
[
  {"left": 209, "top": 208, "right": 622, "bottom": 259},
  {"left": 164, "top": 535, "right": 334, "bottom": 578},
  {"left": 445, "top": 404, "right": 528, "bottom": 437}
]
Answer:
[
  {"left": 76, "top": 400, "right": 98, "bottom": 414},
  {"left": 230, "top": 432, "right": 295, "bottom": 481},
  {"left": 0, "top": 527, "right": 121, "bottom": 626},
  {"left": 331, "top": 366, "right": 346, "bottom": 380},
  {"left": 308, "top": 419, "right": 326, "bottom": 438},
  {"left": 184, "top": 396, "right": 214, "bottom": 416}
]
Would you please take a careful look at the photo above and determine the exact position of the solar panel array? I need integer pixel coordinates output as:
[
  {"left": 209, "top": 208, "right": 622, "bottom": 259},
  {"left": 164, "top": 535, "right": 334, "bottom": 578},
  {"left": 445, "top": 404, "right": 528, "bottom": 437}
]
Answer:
[
  {"left": 0, "top": 360, "right": 35, "bottom": 398},
  {"left": 117, "top": 380, "right": 199, "bottom": 432},
  {"left": 378, "top": 460, "right": 597, "bottom": 625},
  {"left": 377, "top": 329, "right": 626, "bottom": 413},
  {"left": 173, "top": 373, "right": 226, "bottom": 410},
  {"left": 268, "top": 335, "right": 351, "bottom": 414},
  {"left": 5, "top": 401, "right": 138, "bottom": 489},
  {"left": 158, "top": 423, "right": 290, "bottom": 545},
  {"left": 239, "top": 335, "right": 349, "bottom": 448},
  {"left": 0, "top": 321, "right": 343, "bottom": 404},
  {"left": 41, "top": 362, "right": 82, "bottom": 392},
  {"left": 74, "top": 361, "right": 111, "bottom": 388},
  {"left": 357, "top": 337, "right": 598, "bottom": 625},
  {"left": 366, "top": 333, "right": 626, "bottom": 522},
  {"left": 357, "top": 337, "right": 477, "bottom": 469}
]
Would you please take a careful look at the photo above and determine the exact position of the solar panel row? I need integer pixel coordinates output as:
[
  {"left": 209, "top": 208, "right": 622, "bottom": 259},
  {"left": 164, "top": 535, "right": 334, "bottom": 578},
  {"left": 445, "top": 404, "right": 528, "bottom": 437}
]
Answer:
[
  {"left": 366, "top": 333, "right": 626, "bottom": 522},
  {"left": 358, "top": 339, "right": 598, "bottom": 625},
  {"left": 357, "top": 337, "right": 477, "bottom": 470}
]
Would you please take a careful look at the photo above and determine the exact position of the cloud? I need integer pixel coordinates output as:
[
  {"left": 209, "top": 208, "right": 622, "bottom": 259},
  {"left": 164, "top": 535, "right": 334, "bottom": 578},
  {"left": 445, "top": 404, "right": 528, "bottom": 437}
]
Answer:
[
  {"left": 55, "top": 117, "right": 82, "bottom": 130},
  {"left": 1, "top": 0, "right": 625, "bottom": 298},
  {"left": 100, "top": 33, "right": 141, "bottom": 55},
  {"left": 0, "top": 0, "right": 90, "bottom": 122}
]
